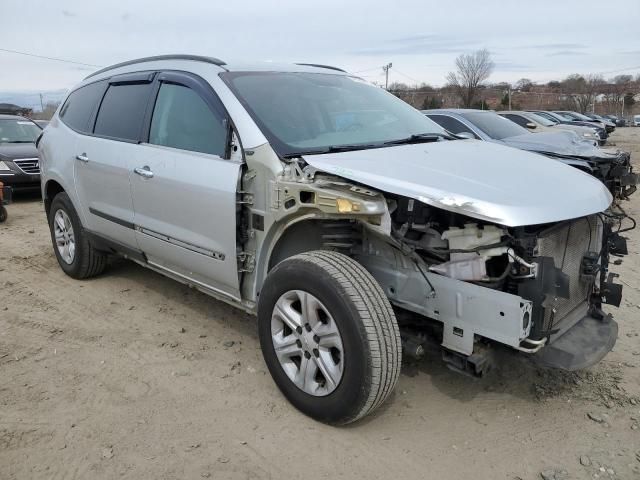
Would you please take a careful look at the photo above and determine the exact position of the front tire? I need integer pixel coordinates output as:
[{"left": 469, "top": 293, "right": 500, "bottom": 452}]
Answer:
[
  {"left": 258, "top": 251, "right": 401, "bottom": 425},
  {"left": 48, "top": 192, "right": 107, "bottom": 279}
]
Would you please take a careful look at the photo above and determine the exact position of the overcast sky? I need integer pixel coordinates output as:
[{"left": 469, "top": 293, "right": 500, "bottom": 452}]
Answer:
[{"left": 1, "top": 0, "right": 639, "bottom": 93}]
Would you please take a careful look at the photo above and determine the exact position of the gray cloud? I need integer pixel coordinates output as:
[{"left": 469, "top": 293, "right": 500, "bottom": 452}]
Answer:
[
  {"left": 546, "top": 50, "right": 588, "bottom": 57},
  {"left": 352, "top": 35, "right": 478, "bottom": 56},
  {"left": 493, "top": 61, "right": 533, "bottom": 72}
]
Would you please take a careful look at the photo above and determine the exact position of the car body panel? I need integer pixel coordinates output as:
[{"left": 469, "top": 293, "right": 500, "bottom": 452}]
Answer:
[
  {"left": 303, "top": 140, "right": 612, "bottom": 227},
  {"left": 73, "top": 134, "right": 138, "bottom": 247},
  {"left": 131, "top": 143, "right": 242, "bottom": 299}
]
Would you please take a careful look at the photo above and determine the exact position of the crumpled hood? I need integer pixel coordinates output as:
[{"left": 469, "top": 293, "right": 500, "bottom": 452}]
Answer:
[
  {"left": 303, "top": 140, "right": 612, "bottom": 227},
  {"left": 501, "top": 132, "right": 605, "bottom": 158},
  {"left": 0, "top": 142, "right": 39, "bottom": 160}
]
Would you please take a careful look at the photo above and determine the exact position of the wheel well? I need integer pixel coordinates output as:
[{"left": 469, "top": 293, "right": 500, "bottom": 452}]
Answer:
[
  {"left": 267, "top": 219, "right": 357, "bottom": 271},
  {"left": 44, "top": 180, "right": 65, "bottom": 217}
]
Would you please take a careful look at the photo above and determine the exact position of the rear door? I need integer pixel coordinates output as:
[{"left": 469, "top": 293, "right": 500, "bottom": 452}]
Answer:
[
  {"left": 74, "top": 73, "right": 155, "bottom": 247},
  {"left": 130, "top": 71, "right": 242, "bottom": 299}
]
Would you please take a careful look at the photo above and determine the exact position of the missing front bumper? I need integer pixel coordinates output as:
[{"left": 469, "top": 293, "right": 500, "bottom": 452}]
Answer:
[{"left": 533, "top": 315, "right": 618, "bottom": 371}]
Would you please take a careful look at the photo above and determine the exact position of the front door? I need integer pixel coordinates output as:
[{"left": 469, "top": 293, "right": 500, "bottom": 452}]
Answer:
[{"left": 130, "top": 72, "right": 242, "bottom": 299}]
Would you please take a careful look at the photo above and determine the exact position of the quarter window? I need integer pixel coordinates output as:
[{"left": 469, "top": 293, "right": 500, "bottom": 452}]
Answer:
[
  {"left": 59, "top": 81, "right": 105, "bottom": 133},
  {"left": 94, "top": 83, "right": 152, "bottom": 141},
  {"left": 149, "top": 83, "right": 227, "bottom": 157}
]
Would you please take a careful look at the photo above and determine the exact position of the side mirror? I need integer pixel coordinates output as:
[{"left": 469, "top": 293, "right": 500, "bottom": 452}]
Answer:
[
  {"left": 525, "top": 122, "right": 537, "bottom": 130},
  {"left": 456, "top": 131, "right": 475, "bottom": 139}
]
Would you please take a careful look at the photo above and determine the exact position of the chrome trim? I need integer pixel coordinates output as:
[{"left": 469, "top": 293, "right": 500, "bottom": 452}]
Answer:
[
  {"left": 13, "top": 158, "right": 40, "bottom": 174},
  {"left": 136, "top": 226, "right": 225, "bottom": 260}
]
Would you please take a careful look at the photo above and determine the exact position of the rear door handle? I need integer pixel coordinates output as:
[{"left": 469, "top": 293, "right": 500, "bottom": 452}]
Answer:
[
  {"left": 75, "top": 153, "right": 89, "bottom": 163},
  {"left": 134, "top": 166, "right": 154, "bottom": 178}
]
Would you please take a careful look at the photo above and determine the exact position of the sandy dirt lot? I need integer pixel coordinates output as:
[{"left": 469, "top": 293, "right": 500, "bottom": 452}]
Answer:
[{"left": 1, "top": 129, "right": 640, "bottom": 480}]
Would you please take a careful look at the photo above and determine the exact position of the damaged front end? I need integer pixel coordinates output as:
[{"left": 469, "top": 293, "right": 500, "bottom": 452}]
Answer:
[
  {"left": 355, "top": 199, "right": 627, "bottom": 373},
  {"left": 293, "top": 141, "right": 626, "bottom": 374},
  {"left": 544, "top": 149, "right": 638, "bottom": 201}
]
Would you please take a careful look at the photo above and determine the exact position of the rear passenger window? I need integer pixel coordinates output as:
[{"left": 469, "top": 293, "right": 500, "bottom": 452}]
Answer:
[
  {"left": 149, "top": 83, "right": 227, "bottom": 157},
  {"left": 59, "top": 81, "right": 105, "bottom": 133},
  {"left": 94, "top": 83, "right": 151, "bottom": 141},
  {"left": 427, "top": 114, "right": 477, "bottom": 137},
  {"left": 503, "top": 114, "right": 528, "bottom": 127}
]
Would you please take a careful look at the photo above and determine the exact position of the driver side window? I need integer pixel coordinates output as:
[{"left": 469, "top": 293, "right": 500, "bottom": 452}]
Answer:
[{"left": 149, "top": 83, "right": 227, "bottom": 157}]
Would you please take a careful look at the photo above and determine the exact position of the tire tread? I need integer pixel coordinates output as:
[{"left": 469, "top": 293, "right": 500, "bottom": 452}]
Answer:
[{"left": 295, "top": 251, "right": 401, "bottom": 423}]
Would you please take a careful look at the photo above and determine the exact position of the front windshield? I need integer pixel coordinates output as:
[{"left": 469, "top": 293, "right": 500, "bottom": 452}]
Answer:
[
  {"left": 527, "top": 112, "right": 556, "bottom": 126},
  {"left": 221, "top": 72, "right": 446, "bottom": 156},
  {"left": 570, "top": 112, "right": 596, "bottom": 121},
  {"left": 0, "top": 119, "right": 41, "bottom": 143},
  {"left": 554, "top": 112, "right": 577, "bottom": 121},
  {"left": 459, "top": 111, "right": 529, "bottom": 140}
]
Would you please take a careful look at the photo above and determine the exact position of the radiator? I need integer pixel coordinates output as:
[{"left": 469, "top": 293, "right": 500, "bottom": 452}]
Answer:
[{"left": 536, "top": 216, "right": 601, "bottom": 332}]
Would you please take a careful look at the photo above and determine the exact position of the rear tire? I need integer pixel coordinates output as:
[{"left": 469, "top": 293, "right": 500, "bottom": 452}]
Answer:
[
  {"left": 258, "top": 250, "right": 401, "bottom": 424},
  {"left": 0, "top": 206, "right": 6, "bottom": 223},
  {"left": 48, "top": 192, "right": 107, "bottom": 279}
]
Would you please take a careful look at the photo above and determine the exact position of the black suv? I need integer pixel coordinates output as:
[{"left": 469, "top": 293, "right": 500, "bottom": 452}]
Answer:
[{"left": 0, "top": 114, "right": 42, "bottom": 192}]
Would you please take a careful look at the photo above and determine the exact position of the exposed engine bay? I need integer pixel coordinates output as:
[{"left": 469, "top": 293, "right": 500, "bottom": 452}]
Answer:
[{"left": 355, "top": 192, "right": 630, "bottom": 373}]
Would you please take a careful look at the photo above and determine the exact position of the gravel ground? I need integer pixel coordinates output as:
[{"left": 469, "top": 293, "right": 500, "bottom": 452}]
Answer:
[{"left": 1, "top": 128, "right": 640, "bottom": 480}]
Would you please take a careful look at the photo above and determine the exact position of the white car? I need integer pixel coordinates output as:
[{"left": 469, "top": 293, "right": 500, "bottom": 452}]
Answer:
[
  {"left": 38, "top": 55, "right": 625, "bottom": 424},
  {"left": 499, "top": 110, "right": 600, "bottom": 144}
]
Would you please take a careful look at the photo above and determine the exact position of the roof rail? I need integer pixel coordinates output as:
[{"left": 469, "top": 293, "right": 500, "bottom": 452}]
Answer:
[
  {"left": 85, "top": 54, "right": 227, "bottom": 79},
  {"left": 295, "top": 63, "right": 346, "bottom": 73}
]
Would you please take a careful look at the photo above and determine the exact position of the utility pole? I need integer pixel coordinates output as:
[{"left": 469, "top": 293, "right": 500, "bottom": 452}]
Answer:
[
  {"left": 382, "top": 63, "right": 392, "bottom": 90},
  {"left": 508, "top": 87, "right": 512, "bottom": 110},
  {"left": 39, "top": 93, "right": 44, "bottom": 112}
]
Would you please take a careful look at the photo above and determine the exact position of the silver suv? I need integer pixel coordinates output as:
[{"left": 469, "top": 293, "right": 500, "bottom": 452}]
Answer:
[{"left": 39, "top": 55, "right": 625, "bottom": 424}]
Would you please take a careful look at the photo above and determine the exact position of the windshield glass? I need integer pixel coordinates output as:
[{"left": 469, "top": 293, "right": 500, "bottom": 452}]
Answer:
[
  {"left": 459, "top": 111, "right": 528, "bottom": 140},
  {"left": 527, "top": 112, "right": 556, "bottom": 126},
  {"left": 553, "top": 112, "right": 576, "bottom": 121},
  {"left": 221, "top": 72, "right": 446, "bottom": 156},
  {"left": 570, "top": 112, "right": 596, "bottom": 121},
  {"left": 0, "top": 119, "right": 41, "bottom": 143}
]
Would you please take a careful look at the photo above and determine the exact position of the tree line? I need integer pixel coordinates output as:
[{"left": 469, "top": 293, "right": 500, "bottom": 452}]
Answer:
[{"left": 387, "top": 49, "right": 639, "bottom": 114}]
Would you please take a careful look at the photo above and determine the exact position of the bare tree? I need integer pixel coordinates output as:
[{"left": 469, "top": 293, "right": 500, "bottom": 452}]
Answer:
[
  {"left": 515, "top": 78, "right": 534, "bottom": 92},
  {"left": 560, "top": 74, "right": 605, "bottom": 113},
  {"left": 601, "top": 75, "right": 632, "bottom": 114},
  {"left": 446, "top": 49, "right": 494, "bottom": 107}
]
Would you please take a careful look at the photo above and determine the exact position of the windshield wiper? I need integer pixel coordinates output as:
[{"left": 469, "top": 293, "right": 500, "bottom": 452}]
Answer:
[
  {"left": 5, "top": 140, "right": 34, "bottom": 144},
  {"left": 282, "top": 143, "right": 382, "bottom": 158},
  {"left": 383, "top": 132, "right": 453, "bottom": 146}
]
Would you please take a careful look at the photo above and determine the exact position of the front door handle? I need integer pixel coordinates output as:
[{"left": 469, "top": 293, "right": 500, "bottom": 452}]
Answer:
[
  {"left": 75, "top": 153, "right": 89, "bottom": 163},
  {"left": 134, "top": 166, "right": 154, "bottom": 178}
]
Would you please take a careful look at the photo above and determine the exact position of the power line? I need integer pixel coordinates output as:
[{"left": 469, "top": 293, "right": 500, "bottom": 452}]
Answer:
[
  {"left": 351, "top": 66, "right": 383, "bottom": 74},
  {"left": 392, "top": 68, "right": 421, "bottom": 85},
  {"left": 0, "top": 48, "right": 102, "bottom": 68}
]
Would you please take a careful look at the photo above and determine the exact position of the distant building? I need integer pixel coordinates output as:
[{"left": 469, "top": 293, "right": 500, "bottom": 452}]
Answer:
[{"left": 0, "top": 103, "right": 33, "bottom": 116}]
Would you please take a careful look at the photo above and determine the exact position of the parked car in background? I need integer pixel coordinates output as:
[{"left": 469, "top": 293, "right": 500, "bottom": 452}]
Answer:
[
  {"left": 634, "top": 115, "right": 640, "bottom": 127},
  {"left": 554, "top": 111, "right": 614, "bottom": 133},
  {"left": 499, "top": 110, "right": 600, "bottom": 144},
  {"left": 602, "top": 115, "right": 626, "bottom": 127},
  {"left": 38, "top": 55, "right": 626, "bottom": 424},
  {"left": 584, "top": 113, "right": 617, "bottom": 130},
  {"left": 531, "top": 110, "right": 607, "bottom": 144},
  {"left": 424, "top": 109, "right": 636, "bottom": 199},
  {"left": 0, "top": 114, "right": 42, "bottom": 192}
]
